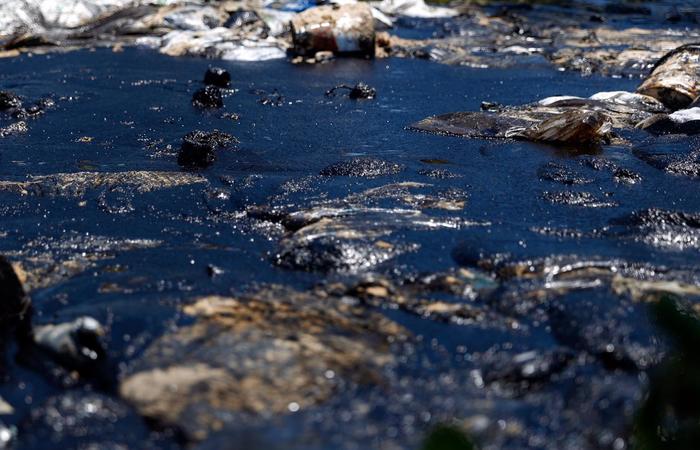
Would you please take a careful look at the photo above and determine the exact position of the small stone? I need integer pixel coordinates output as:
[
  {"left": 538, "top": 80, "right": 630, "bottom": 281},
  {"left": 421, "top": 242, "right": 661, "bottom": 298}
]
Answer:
[
  {"left": 638, "top": 108, "right": 700, "bottom": 135},
  {"left": 192, "top": 85, "right": 223, "bottom": 109},
  {"left": 319, "top": 157, "right": 403, "bottom": 177},
  {"left": 613, "top": 167, "right": 642, "bottom": 184},
  {"left": 348, "top": 82, "right": 376, "bottom": 100},
  {"left": 0, "top": 121, "right": 28, "bottom": 137},
  {"left": 325, "top": 82, "right": 376, "bottom": 100},
  {"left": 33, "top": 316, "right": 106, "bottom": 371},
  {"left": 177, "top": 130, "right": 237, "bottom": 168},
  {"left": 417, "top": 168, "right": 461, "bottom": 179},
  {"left": 203, "top": 67, "right": 231, "bottom": 88},
  {"left": 538, "top": 162, "right": 593, "bottom": 185},
  {"left": 0, "top": 91, "right": 21, "bottom": 111},
  {"left": 206, "top": 264, "right": 225, "bottom": 278}
]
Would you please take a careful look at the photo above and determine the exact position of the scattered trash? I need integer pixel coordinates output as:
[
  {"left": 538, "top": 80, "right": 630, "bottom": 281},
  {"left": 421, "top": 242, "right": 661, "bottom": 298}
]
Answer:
[
  {"left": 1, "top": 4, "right": 700, "bottom": 450},
  {"left": 290, "top": 4, "right": 376, "bottom": 58}
]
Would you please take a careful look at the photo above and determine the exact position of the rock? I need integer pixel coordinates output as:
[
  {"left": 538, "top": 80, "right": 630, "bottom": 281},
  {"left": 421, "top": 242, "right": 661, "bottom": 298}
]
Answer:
[
  {"left": 637, "top": 44, "right": 700, "bottom": 110},
  {"left": 548, "top": 289, "right": 663, "bottom": 371},
  {"left": 636, "top": 114, "right": 678, "bottom": 134},
  {"left": 17, "top": 392, "right": 154, "bottom": 449},
  {"left": 192, "top": 85, "right": 223, "bottom": 109},
  {"left": 7, "top": 233, "right": 161, "bottom": 292},
  {"left": 576, "top": 157, "right": 643, "bottom": 185},
  {"left": 319, "top": 157, "right": 404, "bottom": 177},
  {"left": 613, "top": 167, "right": 642, "bottom": 184},
  {"left": 410, "top": 111, "right": 532, "bottom": 139},
  {"left": 202, "top": 187, "right": 231, "bottom": 214},
  {"left": 203, "top": 66, "right": 230, "bottom": 88},
  {"left": 177, "top": 130, "right": 237, "bottom": 168},
  {"left": 610, "top": 208, "right": 700, "bottom": 251},
  {"left": 588, "top": 91, "right": 666, "bottom": 113},
  {"left": 540, "top": 191, "right": 617, "bottom": 208},
  {"left": 507, "top": 109, "right": 612, "bottom": 146},
  {"left": 275, "top": 233, "right": 406, "bottom": 273},
  {"left": 477, "top": 348, "right": 574, "bottom": 393},
  {"left": 252, "top": 88, "right": 284, "bottom": 106},
  {"left": 0, "top": 255, "right": 31, "bottom": 337},
  {"left": 413, "top": 90, "right": 662, "bottom": 144},
  {"left": 349, "top": 82, "right": 376, "bottom": 99},
  {"left": 637, "top": 107, "right": 700, "bottom": 135},
  {"left": 0, "top": 91, "right": 21, "bottom": 111},
  {"left": 537, "top": 162, "right": 592, "bottom": 185},
  {"left": 633, "top": 138, "right": 700, "bottom": 178},
  {"left": 33, "top": 316, "right": 106, "bottom": 373},
  {"left": 290, "top": 4, "right": 375, "bottom": 58},
  {"left": 0, "top": 121, "right": 27, "bottom": 137},
  {"left": 451, "top": 239, "right": 521, "bottom": 272},
  {"left": 417, "top": 168, "right": 460, "bottom": 179},
  {"left": 326, "top": 82, "right": 376, "bottom": 99},
  {"left": 120, "top": 287, "right": 405, "bottom": 440},
  {"left": 0, "top": 171, "right": 207, "bottom": 197}
]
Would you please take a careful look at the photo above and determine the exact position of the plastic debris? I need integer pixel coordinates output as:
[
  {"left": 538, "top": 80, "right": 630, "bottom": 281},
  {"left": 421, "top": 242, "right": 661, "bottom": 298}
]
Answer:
[{"left": 290, "top": 4, "right": 375, "bottom": 58}]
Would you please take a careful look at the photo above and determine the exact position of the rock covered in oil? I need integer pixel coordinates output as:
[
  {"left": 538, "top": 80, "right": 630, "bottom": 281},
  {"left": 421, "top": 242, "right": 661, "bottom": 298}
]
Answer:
[
  {"left": 410, "top": 111, "right": 533, "bottom": 139},
  {"left": 0, "top": 171, "right": 206, "bottom": 197},
  {"left": 203, "top": 66, "right": 230, "bottom": 88},
  {"left": 319, "top": 157, "right": 403, "bottom": 177},
  {"left": 192, "top": 85, "right": 223, "bottom": 109},
  {"left": 637, "top": 44, "right": 700, "bottom": 111},
  {"left": 33, "top": 316, "right": 106, "bottom": 372},
  {"left": 637, "top": 106, "right": 700, "bottom": 135},
  {"left": 120, "top": 286, "right": 405, "bottom": 440},
  {"left": 507, "top": 109, "right": 612, "bottom": 146},
  {"left": 177, "top": 130, "right": 237, "bottom": 168}
]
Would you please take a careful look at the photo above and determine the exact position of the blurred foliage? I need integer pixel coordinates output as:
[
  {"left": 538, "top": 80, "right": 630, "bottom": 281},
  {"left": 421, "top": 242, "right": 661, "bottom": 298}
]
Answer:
[
  {"left": 634, "top": 294, "right": 700, "bottom": 450},
  {"left": 422, "top": 425, "right": 476, "bottom": 450}
]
